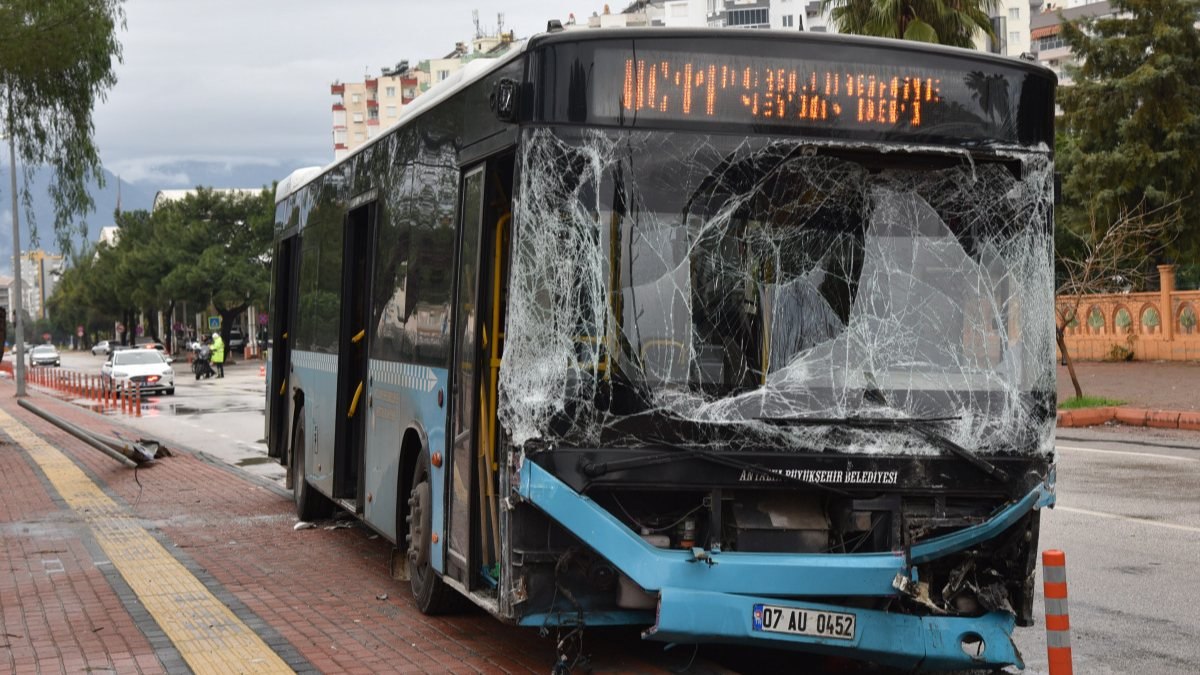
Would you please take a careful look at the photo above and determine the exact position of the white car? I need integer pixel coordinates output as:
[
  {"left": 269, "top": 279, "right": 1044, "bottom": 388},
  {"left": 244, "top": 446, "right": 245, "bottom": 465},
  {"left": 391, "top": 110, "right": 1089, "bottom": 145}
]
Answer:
[
  {"left": 102, "top": 349, "right": 175, "bottom": 395},
  {"left": 29, "top": 344, "right": 61, "bottom": 367},
  {"left": 91, "top": 340, "right": 111, "bottom": 356}
]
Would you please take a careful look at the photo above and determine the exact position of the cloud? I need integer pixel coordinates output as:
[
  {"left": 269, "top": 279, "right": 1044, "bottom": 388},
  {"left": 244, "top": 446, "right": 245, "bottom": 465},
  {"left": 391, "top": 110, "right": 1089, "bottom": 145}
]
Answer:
[
  {"left": 95, "top": 1, "right": 583, "bottom": 172},
  {"left": 104, "top": 160, "right": 191, "bottom": 187},
  {"left": 106, "top": 155, "right": 286, "bottom": 187}
]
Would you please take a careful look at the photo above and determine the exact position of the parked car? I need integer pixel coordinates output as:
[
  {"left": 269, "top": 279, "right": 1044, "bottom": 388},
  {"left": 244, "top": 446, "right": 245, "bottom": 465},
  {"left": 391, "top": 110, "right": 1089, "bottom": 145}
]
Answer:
[
  {"left": 227, "top": 329, "right": 245, "bottom": 353},
  {"left": 91, "top": 340, "right": 111, "bottom": 356},
  {"left": 102, "top": 349, "right": 175, "bottom": 395},
  {"left": 28, "top": 344, "right": 61, "bottom": 367}
]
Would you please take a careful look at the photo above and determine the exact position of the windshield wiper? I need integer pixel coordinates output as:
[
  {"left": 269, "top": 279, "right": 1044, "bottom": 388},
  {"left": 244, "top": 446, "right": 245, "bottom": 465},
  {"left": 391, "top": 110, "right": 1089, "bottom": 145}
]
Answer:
[{"left": 761, "top": 415, "right": 1010, "bottom": 483}]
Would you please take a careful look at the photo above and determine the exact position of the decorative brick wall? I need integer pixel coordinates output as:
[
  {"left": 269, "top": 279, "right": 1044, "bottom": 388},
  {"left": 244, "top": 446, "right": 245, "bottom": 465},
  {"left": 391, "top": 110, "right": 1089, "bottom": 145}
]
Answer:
[{"left": 1058, "top": 265, "right": 1200, "bottom": 361}]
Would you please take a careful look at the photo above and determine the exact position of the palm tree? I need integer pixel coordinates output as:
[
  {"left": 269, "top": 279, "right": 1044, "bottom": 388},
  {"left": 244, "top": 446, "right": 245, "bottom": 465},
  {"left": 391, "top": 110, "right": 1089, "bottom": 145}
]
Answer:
[{"left": 821, "top": 0, "right": 1000, "bottom": 49}]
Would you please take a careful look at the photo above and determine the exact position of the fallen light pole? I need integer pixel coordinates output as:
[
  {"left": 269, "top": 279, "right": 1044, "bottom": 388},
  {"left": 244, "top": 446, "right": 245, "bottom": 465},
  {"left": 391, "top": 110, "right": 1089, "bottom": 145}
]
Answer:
[{"left": 16, "top": 398, "right": 169, "bottom": 467}]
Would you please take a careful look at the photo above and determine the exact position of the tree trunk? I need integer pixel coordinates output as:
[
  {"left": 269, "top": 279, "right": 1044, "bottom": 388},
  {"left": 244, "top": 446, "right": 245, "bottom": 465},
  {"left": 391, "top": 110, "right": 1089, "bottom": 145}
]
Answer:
[
  {"left": 1056, "top": 327, "right": 1083, "bottom": 400},
  {"left": 214, "top": 304, "right": 248, "bottom": 359},
  {"left": 122, "top": 309, "right": 135, "bottom": 345},
  {"left": 163, "top": 300, "right": 177, "bottom": 352}
]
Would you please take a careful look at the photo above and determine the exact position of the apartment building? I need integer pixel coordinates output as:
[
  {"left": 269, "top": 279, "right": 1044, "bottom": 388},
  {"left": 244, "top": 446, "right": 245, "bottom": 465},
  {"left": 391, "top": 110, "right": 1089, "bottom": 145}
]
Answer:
[
  {"left": 689, "top": 0, "right": 1036, "bottom": 43},
  {"left": 330, "top": 35, "right": 516, "bottom": 160},
  {"left": 17, "top": 251, "right": 64, "bottom": 321},
  {"left": 331, "top": 63, "right": 429, "bottom": 161},
  {"left": 980, "top": 0, "right": 1035, "bottom": 56},
  {"left": 1031, "top": 1, "right": 1115, "bottom": 85},
  {"left": 770, "top": 0, "right": 807, "bottom": 30}
]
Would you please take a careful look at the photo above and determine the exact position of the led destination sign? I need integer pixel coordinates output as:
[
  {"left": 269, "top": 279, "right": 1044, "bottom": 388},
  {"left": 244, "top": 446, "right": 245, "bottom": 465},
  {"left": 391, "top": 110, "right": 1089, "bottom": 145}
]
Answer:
[
  {"left": 590, "top": 47, "right": 1033, "bottom": 141},
  {"left": 622, "top": 57, "right": 941, "bottom": 127}
]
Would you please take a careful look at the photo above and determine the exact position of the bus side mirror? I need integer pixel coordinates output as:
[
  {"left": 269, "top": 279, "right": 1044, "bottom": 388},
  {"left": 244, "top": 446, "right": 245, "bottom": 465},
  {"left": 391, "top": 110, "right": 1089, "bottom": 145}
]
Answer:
[{"left": 491, "top": 78, "right": 519, "bottom": 123}]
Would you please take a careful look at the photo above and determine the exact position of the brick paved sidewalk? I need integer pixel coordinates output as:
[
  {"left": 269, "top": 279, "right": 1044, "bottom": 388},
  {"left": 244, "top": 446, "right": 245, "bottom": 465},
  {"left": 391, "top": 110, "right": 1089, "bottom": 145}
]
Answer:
[
  {"left": 0, "top": 387, "right": 693, "bottom": 674},
  {"left": 1057, "top": 361, "right": 1200, "bottom": 430},
  {"left": 1057, "top": 361, "right": 1200, "bottom": 412}
]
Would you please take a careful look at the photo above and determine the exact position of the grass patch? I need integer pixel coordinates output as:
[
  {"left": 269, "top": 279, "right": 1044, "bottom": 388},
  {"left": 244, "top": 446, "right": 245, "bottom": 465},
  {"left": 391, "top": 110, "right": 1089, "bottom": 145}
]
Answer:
[{"left": 1059, "top": 395, "right": 1126, "bottom": 410}]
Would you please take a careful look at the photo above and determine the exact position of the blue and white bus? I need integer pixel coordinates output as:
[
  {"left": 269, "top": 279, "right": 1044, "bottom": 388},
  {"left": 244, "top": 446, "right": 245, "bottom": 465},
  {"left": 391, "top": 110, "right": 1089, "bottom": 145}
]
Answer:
[{"left": 268, "top": 27, "right": 1058, "bottom": 671}]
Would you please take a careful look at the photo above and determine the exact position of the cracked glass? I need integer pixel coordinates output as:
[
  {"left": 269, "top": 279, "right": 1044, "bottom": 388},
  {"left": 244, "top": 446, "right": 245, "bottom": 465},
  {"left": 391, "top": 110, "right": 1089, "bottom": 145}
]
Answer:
[{"left": 499, "top": 127, "right": 1054, "bottom": 457}]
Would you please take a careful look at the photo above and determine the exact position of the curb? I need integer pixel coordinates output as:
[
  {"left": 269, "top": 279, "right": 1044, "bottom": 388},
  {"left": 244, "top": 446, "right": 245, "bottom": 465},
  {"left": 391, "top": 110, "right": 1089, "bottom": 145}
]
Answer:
[{"left": 1057, "top": 407, "right": 1200, "bottom": 431}]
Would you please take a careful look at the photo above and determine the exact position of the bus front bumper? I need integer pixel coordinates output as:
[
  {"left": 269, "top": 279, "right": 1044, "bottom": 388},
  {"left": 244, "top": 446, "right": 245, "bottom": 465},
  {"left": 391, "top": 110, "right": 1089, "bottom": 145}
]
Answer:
[
  {"left": 649, "top": 587, "right": 1019, "bottom": 670},
  {"left": 517, "top": 458, "right": 1055, "bottom": 671}
]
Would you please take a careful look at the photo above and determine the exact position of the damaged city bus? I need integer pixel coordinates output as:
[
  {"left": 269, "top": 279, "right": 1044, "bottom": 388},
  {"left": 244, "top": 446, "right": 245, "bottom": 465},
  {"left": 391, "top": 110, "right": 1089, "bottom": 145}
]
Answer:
[{"left": 267, "top": 27, "right": 1057, "bottom": 672}]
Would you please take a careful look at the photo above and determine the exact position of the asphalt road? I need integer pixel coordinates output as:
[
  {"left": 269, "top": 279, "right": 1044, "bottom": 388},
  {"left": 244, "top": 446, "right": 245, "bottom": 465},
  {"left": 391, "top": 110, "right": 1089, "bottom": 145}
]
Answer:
[
  {"left": 1012, "top": 428, "right": 1200, "bottom": 675},
  {"left": 46, "top": 350, "right": 1200, "bottom": 673}
]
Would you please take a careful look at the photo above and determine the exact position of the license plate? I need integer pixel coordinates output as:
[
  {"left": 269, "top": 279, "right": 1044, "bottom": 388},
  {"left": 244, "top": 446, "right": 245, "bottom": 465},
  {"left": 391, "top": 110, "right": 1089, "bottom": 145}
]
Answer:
[{"left": 752, "top": 603, "right": 856, "bottom": 641}]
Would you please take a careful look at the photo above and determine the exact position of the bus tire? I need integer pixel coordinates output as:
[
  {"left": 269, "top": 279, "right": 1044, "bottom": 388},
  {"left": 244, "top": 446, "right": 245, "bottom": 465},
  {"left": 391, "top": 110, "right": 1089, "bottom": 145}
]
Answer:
[
  {"left": 292, "top": 406, "right": 333, "bottom": 521},
  {"left": 407, "top": 448, "right": 463, "bottom": 614}
]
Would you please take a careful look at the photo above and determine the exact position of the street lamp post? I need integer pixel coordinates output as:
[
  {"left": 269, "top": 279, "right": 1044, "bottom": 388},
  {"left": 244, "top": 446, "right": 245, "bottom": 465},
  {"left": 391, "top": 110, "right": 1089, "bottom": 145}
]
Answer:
[{"left": 5, "top": 83, "right": 27, "bottom": 396}]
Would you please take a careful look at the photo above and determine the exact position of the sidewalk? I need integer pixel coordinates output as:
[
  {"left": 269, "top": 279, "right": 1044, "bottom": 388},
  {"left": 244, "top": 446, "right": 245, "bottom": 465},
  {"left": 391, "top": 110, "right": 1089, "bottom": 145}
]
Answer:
[
  {"left": 0, "top": 386, "right": 695, "bottom": 674},
  {"left": 1056, "top": 361, "right": 1200, "bottom": 430}
]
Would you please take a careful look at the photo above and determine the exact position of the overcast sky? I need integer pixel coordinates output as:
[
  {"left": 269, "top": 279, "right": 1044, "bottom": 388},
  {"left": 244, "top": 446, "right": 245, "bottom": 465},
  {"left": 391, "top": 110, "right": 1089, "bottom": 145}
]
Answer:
[{"left": 95, "top": 0, "right": 588, "bottom": 187}]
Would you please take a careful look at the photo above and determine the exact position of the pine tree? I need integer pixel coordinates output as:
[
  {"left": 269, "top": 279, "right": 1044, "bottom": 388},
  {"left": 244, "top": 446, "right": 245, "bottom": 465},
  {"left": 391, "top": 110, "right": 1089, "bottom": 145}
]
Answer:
[{"left": 1058, "top": 0, "right": 1200, "bottom": 276}]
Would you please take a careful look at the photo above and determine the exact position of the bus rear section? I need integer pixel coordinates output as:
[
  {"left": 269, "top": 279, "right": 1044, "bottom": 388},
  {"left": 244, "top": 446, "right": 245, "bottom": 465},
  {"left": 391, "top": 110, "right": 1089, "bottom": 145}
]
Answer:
[{"left": 489, "top": 32, "right": 1058, "bottom": 671}]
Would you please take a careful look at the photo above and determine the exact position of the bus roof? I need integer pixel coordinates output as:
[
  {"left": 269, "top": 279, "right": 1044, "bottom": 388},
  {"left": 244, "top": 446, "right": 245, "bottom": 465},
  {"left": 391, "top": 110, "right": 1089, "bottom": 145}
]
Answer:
[
  {"left": 278, "top": 28, "right": 1054, "bottom": 204},
  {"left": 276, "top": 40, "right": 529, "bottom": 204},
  {"left": 527, "top": 26, "right": 1055, "bottom": 78}
]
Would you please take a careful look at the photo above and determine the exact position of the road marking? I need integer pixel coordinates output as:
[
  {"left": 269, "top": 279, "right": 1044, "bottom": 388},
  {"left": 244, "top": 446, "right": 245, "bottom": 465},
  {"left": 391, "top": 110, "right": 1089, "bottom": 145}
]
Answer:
[
  {"left": 1055, "top": 506, "right": 1200, "bottom": 534},
  {"left": 0, "top": 408, "right": 292, "bottom": 674},
  {"left": 1056, "top": 444, "right": 1199, "bottom": 463}
]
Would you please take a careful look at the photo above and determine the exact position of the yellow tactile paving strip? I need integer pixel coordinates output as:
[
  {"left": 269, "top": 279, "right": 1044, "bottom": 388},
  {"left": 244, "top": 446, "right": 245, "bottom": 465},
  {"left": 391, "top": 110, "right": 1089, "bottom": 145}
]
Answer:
[{"left": 0, "top": 408, "right": 293, "bottom": 674}]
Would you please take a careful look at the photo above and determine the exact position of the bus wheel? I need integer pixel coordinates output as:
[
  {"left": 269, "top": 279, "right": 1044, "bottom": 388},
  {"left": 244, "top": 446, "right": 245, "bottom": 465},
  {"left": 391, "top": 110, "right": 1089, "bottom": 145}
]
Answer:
[
  {"left": 407, "top": 448, "right": 462, "bottom": 614},
  {"left": 292, "top": 407, "right": 333, "bottom": 521}
]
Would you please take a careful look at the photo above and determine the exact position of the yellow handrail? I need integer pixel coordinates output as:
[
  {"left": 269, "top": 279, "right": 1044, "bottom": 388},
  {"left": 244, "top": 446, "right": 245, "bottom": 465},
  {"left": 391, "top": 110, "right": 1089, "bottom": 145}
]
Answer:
[
  {"left": 347, "top": 381, "right": 363, "bottom": 418},
  {"left": 481, "top": 211, "right": 510, "bottom": 566}
]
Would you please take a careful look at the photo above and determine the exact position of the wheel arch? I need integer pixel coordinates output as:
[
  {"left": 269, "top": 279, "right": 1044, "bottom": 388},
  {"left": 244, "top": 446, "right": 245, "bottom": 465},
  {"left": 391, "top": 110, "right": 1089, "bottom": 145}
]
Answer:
[
  {"left": 396, "top": 425, "right": 427, "bottom": 540},
  {"left": 285, "top": 388, "right": 306, "bottom": 489},
  {"left": 390, "top": 425, "right": 428, "bottom": 582}
]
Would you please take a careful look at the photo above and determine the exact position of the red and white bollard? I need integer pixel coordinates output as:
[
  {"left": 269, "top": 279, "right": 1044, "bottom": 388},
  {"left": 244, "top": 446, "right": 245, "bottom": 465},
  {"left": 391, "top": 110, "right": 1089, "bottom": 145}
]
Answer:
[{"left": 1043, "top": 550, "right": 1073, "bottom": 675}]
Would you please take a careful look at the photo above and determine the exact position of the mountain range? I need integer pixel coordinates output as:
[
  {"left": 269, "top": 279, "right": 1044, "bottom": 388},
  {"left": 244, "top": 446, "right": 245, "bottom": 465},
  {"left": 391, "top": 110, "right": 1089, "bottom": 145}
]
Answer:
[{"left": 1, "top": 160, "right": 313, "bottom": 276}]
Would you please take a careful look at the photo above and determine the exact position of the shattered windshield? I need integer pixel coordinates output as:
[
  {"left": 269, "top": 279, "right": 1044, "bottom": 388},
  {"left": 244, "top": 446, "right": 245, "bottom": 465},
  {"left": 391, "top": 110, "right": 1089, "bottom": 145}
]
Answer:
[{"left": 499, "top": 128, "right": 1054, "bottom": 456}]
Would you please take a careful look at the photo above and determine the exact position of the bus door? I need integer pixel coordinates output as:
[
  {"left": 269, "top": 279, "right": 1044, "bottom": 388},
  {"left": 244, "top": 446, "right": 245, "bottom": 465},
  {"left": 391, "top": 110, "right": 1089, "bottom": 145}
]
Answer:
[
  {"left": 445, "top": 155, "right": 513, "bottom": 589},
  {"left": 268, "top": 235, "right": 299, "bottom": 463},
  {"left": 333, "top": 197, "right": 378, "bottom": 511}
]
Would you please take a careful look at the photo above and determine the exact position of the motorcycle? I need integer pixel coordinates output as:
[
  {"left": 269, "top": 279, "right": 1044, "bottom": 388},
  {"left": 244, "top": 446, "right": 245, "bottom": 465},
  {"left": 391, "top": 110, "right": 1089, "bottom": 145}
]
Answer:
[{"left": 191, "top": 342, "right": 215, "bottom": 380}]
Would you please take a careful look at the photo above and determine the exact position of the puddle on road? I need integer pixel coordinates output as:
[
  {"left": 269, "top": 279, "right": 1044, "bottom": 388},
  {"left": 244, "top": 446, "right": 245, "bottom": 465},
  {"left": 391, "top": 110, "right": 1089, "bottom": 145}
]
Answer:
[
  {"left": 161, "top": 403, "right": 264, "bottom": 416},
  {"left": 236, "top": 456, "right": 273, "bottom": 466}
]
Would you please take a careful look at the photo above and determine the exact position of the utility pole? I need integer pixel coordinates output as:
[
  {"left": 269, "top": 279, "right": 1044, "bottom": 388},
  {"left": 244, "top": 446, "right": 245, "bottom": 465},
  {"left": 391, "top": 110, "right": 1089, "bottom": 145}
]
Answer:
[{"left": 6, "top": 83, "right": 27, "bottom": 396}]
